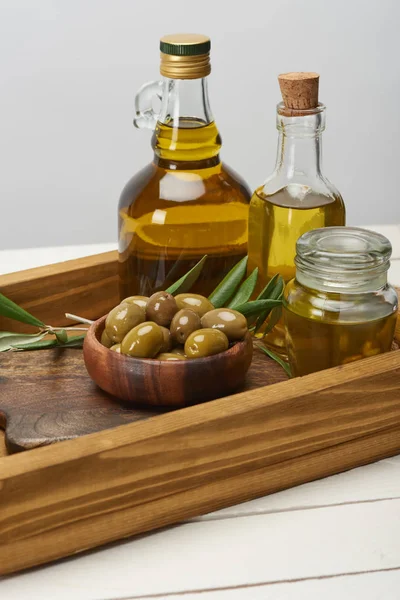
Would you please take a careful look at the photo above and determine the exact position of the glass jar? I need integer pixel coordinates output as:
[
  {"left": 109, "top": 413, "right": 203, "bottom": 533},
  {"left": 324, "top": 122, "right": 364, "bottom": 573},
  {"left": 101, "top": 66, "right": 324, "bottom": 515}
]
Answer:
[{"left": 283, "top": 227, "right": 398, "bottom": 377}]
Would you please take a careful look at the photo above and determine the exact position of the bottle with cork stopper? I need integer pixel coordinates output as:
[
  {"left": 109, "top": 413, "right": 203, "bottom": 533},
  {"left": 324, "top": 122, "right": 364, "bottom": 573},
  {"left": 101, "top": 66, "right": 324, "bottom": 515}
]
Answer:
[
  {"left": 118, "top": 34, "right": 251, "bottom": 299},
  {"left": 247, "top": 72, "right": 346, "bottom": 356}
]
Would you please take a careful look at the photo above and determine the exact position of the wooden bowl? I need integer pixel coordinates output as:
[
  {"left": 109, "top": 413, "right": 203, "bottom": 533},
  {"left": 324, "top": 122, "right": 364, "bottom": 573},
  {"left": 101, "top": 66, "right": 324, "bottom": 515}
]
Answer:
[{"left": 83, "top": 316, "right": 253, "bottom": 407}]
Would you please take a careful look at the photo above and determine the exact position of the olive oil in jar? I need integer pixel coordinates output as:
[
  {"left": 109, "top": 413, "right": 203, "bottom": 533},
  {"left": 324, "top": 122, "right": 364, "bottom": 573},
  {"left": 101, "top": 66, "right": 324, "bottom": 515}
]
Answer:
[
  {"left": 247, "top": 73, "right": 345, "bottom": 355},
  {"left": 118, "top": 35, "right": 250, "bottom": 299},
  {"left": 284, "top": 228, "right": 398, "bottom": 377},
  {"left": 285, "top": 305, "right": 396, "bottom": 377}
]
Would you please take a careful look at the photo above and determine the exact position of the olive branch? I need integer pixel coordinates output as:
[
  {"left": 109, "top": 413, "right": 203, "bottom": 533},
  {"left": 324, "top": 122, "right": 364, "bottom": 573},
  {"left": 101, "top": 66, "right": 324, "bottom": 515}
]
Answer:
[{"left": 0, "top": 256, "right": 288, "bottom": 374}]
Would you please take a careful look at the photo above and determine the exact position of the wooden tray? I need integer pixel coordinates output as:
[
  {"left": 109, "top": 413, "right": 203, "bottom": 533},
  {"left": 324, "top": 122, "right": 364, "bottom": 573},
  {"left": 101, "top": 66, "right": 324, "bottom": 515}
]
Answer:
[
  {"left": 0, "top": 343, "right": 285, "bottom": 453},
  {"left": 0, "top": 252, "right": 400, "bottom": 576}
]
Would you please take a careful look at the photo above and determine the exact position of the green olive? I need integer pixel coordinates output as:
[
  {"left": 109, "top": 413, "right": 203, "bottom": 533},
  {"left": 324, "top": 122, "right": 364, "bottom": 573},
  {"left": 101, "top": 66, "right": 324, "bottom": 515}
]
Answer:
[
  {"left": 201, "top": 308, "right": 248, "bottom": 341},
  {"left": 110, "top": 343, "right": 121, "bottom": 353},
  {"left": 121, "top": 321, "right": 163, "bottom": 358},
  {"left": 146, "top": 291, "right": 178, "bottom": 326},
  {"left": 105, "top": 302, "right": 146, "bottom": 343},
  {"left": 121, "top": 296, "right": 149, "bottom": 310},
  {"left": 170, "top": 309, "right": 201, "bottom": 345},
  {"left": 101, "top": 329, "right": 114, "bottom": 348},
  {"left": 155, "top": 352, "right": 187, "bottom": 361},
  {"left": 159, "top": 326, "right": 172, "bottom": 353},
  {"left": 175, "top": 293, "right": 214, "bottom": 317},
  {"left": 184, "top": 328, "right": 229, "bottom": 358}
]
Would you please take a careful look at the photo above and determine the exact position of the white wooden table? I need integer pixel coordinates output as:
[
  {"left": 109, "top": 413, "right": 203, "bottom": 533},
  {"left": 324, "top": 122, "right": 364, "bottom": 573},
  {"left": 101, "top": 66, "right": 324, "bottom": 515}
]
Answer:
[{"left": 1, "top": 225, "right": 400, "bottom": 600}]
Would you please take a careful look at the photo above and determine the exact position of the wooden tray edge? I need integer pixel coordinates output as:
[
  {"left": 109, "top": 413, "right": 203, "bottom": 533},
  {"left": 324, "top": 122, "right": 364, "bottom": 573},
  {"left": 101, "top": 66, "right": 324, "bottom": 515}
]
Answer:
[
  {"left": 0, "top": 250, "right": 117, "bottom": 285},
  {"left": 1, "top": 348, "right": 400, "bottom": 573}
]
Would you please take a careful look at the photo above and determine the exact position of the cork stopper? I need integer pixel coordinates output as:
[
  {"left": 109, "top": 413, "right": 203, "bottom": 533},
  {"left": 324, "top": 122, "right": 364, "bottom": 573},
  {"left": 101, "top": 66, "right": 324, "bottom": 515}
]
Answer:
[{"left": 278, "top": 72, "right": 320, "bottom": 113}]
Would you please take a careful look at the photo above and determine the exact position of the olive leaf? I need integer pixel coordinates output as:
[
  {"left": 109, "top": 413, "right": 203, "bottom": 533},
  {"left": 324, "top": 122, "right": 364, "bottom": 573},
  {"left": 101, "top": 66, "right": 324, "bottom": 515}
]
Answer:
[
  {"left": 227, "top": 268, "right": 258, "bottom": 309},
  {"left": 257, "top": 344, "right": 292, "bottom": 377},
  {"left": 0, "top": 293, "right": 45, "bottom": 328},
  {"left": 208, "top": 256, "right": 248, "bottom": 308},
  {"left": 54, "top": 329, "right": 68, "bottom": 344},
  {"left": 12, "top": 334, "right": 86, "bottom": 351},
  {"left": 254, "top": 275, "right": 285, "bottom": 334},
  {"left": 0, "top": 332, "right": 48, "bottom": 352},
  {"left": 0, "top": 332, "right": 20, "bottom": 339},
  {"left": 234, "top": 298, "right": 282, "bottom": 318},
  {"left": 256, "top": 273, "right": 281, "bottom": 301},
  {"left": 261, "top": 305, "right": 283, "bottom": 337},
  {"left": 166, "top": 255, "right": 208, "bottom": 296}
]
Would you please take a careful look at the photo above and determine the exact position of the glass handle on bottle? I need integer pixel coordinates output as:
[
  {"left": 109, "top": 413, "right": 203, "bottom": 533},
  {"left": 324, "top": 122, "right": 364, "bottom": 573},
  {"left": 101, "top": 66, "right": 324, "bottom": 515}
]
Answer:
[{"left": 133, "top": 80, "right": 163, "bottom": 130}]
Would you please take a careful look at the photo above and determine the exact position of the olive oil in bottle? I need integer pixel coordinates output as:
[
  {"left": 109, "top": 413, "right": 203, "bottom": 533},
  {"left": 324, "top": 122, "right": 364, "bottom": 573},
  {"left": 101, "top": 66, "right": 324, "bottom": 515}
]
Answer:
[
  {"left": 119, "top": 34, "right": 251, "bottom": 299},
  {"left": 247, "top": 73, "right": 345, "bottom": 355}
]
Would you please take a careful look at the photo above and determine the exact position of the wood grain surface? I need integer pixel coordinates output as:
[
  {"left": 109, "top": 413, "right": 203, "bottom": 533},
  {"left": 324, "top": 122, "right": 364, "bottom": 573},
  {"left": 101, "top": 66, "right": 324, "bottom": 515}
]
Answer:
[
  {"left": 0, "top": 342, "right": 286, "bottom": 453},
  {"left": 1, "top": 348, "right": 400, "bottom": 575},
  {"left": 0, "top": 251, "right": 118, "bottom": 333},
  {"left": 0, "top": 431, "right": 6, "bottom": 457}
]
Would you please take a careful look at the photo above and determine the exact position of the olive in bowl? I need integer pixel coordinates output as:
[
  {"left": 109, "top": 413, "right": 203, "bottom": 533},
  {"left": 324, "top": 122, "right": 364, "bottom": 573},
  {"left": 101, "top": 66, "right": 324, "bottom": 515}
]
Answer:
[
  {"left": 170, "top": 309, "right": 201, "bottom": 345},
  {"left": 146, "top": 291, "right": 178, "bottom": 327},
  {"left": 101, "top": 330, "right": 114, "bottom": 348},
  {"left": 121, "top": 321, "right": 164, "bottom": 358},
  {"left": 159, "top": 326, "right": 172, "bottom": 352},
  {"left": 201, "top": 308, "right": 248, "bottom": 341},
  {"left": 83, "top": 316, "right": 253, "bottom": 407},
  {"left": 184, "top": 328, "right": 229, "bottom": 358},
  {"left": 175, "top": 294, "right": 214, "bottom": 317},
  {"left": 122, "top": 295, "right": 149, "bottom": 310},
  {"left": 156, "top": 352, "right": 188, "bottom": 361},
  {"left": 105, "top": 302, "right": 145, "bottom": 343}
]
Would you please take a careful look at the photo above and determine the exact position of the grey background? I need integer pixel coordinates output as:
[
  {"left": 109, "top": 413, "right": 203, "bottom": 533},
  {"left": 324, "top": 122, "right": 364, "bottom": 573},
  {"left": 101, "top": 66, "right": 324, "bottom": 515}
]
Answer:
[{"left": 0, "top": 0, "right": 399, "bottom": 250}]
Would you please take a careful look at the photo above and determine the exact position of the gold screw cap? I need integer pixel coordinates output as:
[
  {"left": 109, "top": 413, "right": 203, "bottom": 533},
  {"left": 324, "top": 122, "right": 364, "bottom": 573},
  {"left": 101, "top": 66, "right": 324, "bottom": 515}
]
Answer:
[{"left": 160, "top": 34, "right": 211, "bottom": 80}]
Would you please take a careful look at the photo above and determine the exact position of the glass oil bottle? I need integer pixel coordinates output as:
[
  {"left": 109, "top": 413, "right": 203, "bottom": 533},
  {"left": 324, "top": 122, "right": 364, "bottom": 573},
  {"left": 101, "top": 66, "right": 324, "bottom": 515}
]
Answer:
[
  {"left": 284, "top": 227, "right": 398, "bottom": 377},
  {"left": 118, "top": 34, "right": 251, "bottom": 299},
  {"left": 247, "top": 73, "right": 345, "bottom": 355}
]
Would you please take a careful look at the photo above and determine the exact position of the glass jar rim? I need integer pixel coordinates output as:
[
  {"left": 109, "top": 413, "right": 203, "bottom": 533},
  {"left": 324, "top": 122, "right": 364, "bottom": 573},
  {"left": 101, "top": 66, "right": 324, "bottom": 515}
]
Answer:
[{"left": 295, "top": 227, "right": 392, "bottom": 292}]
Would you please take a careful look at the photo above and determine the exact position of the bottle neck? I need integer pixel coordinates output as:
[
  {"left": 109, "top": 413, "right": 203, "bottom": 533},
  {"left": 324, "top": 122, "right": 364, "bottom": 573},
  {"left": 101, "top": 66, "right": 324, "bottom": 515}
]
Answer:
[
  {"left": 159, "top": 77, "right": 213, "bottom": 126},
  {"left": 274, "top": 103, "right": 325, "bottom": 180},
  {"left": 152, "top": 77, "right": 221, "bottom": 166}
]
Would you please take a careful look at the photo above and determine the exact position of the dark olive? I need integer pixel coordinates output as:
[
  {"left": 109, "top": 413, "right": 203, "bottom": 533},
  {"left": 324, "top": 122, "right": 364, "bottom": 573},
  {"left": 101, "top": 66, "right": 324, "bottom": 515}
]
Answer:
[
  {"left": 146, "top": 291, "right": 178, "bottom": 326},
  {"left": 110, "top": 343, "right": 121, "bottom": 353},
  {"left": 155, "top": 352, "right": 187, "bottom": 361},
  {"left": 121, "top": 321, "right": 163, "bottom": 358},
  {"left": 105, "top": 302, "right": 145, "bottom": 343},
  {"left": 184, "top": 328, "right": 229, "bottom": 358},
  {"left": 122, "top": 296, "right": 149, "bottom": 310},
  {"left": 170, "top": 309, "right": 201, "bottom": 345},
  {"left": 159, "top": 326, "right": 172, "bottom": 353},
  {"left": 101, "top": 330, "right": 114, "bottom": 348},
  {"left": 175, "top": 293, "right": 214, "bottom": 317},
  {"left": 201, "top": 308, "right": 248, "bottom": 341}
]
